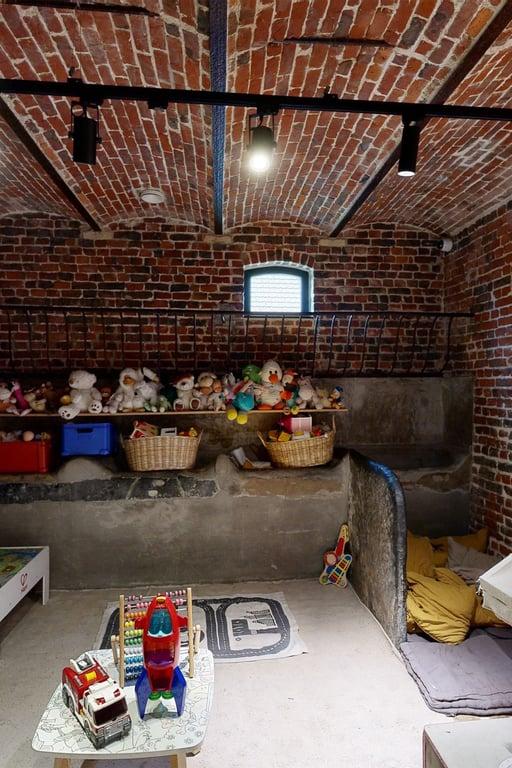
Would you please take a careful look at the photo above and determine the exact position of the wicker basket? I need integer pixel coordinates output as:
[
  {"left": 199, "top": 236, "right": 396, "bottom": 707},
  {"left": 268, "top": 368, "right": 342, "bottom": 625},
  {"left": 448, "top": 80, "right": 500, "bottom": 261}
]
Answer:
[
  {"left": 124, "top": 432, "right": 201, "bottom": 471},
  {"left": 258, "top": 420, "right": 335, "bottom": 469}
]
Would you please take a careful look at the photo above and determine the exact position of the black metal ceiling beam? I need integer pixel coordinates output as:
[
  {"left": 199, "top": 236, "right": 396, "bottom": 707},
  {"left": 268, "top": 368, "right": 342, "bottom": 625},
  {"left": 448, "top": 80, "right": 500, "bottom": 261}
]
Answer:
[
  {"left": 209, "top": 0, "right": 227, "bottom": 235},
  {"left": 330, "top": 1, "right": 512, "bottom": 235},
  {"left": 1, "top": 78, "right": 512, "bottom": 123},
  {"left": 0, "top": 97, "right": 101, "bottom": 231}
]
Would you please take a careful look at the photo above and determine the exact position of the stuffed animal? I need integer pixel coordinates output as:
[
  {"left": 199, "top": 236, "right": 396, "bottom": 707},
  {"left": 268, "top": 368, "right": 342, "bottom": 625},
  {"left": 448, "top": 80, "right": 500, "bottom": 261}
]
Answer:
[
  {"left": 242, "top": 364, "right": 261, "bottom": 384},
  {"left": 226, "top": 380, "right": 255, "bottom": 425},
  {"left": 11, "top": 380, "right": 31, "bottom": 415},
  {"left": 194, "top": 371, "right": 218, "bottom": 409},
  {"left": 25, "top": 387, "right": 47, "bottom": 413},
  {"left": 174, "top": 374, "right": 201, "bottom": 411},
  {"left": 58, "top": 370, "right": 103, "bottom": 420},
  {"left": 104, "top": 367, "right": 144, "bottom": 414},
  {"left": 280, "top": 369, "right": 299, "bottom": 412},
  {"left": 329, "top": 385, "right": 345, "bottom": 409},
  {"left": 135, "top": 367, "right": 161, "bottom": 410},
  {"left": 0, "top": 383, "right": 18, "bottom": 414},
  {"left": 207, "top": 379, "right": 225, "bottom": 411},
  {"left": 255, "top": 359, "right": 284, "bottom": 410},
  {"left": 296, "top": 377, "right": 328, "bottom": 410}
]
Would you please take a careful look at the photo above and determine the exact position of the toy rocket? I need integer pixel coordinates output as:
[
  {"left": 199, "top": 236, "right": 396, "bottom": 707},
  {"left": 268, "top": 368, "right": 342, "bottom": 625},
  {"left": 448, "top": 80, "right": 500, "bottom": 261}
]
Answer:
[{"left": 134, "top": 594, "right": 188, "bottom": 718}]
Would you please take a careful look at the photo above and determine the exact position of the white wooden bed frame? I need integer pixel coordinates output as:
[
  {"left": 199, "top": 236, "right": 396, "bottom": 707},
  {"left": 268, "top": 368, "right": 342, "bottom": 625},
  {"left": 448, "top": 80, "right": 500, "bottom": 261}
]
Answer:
[{"left": 0, "top": 546, "right": 49, "bottom": 622}]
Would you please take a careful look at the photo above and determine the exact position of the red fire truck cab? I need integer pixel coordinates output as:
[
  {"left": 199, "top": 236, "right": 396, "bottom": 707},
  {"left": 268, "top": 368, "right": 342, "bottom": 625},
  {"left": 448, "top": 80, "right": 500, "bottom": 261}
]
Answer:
[{"left": 61, "top": 653, "right": 131, "bottom": 749}]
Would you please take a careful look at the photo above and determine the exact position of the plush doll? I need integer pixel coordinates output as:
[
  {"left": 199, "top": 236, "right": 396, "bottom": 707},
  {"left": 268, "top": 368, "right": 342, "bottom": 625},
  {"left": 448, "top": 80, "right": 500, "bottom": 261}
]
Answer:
[
  {"left": 194, "top": 371, "right": 218, "bottom": 409},
  {"left": 242, "top": 363, "right": 261, "bottom": 384},
  {"left": 58, "top": 370, "right": 103, "bottom": 420},
  {"left": 104, "top": 367, "right": 144, "bottom": 414},
  {"left": 329, "top": 385, "right": 345, "bottom": 409},
  {"left": 135, "top": 367, "right": 161, "bottom": 410},
  {"left": 222, "top": 372, "right": 237, "bottom": 408},
  {"left": 226, "top": 380, "right": 255, "bottom": 425},
  {"left": 173, "top": 374, "right": 201, "bottom": 411},
  {"left": 0, "top": 383, "right": 18, "bottom": 414},
  {"left": 280, "top": 369, "right": 300, "bottom": 413},
  {"left": 207, "top": 378, "right": 225, "bottom": 411},
  {"left": 296, "top": 377, "right": 328, "bottom": 410},
  {"left": 255, "top": 359, "right": 284, "bottom": 410},
  {"left": 25, "top": 387, "right": 47, "bottom": 413},
  {"left": 11, "top": 380, "right": 31, "bottom": 415},
  {"left": 39, "top": 381, "right": 61, "bottom": 412}
]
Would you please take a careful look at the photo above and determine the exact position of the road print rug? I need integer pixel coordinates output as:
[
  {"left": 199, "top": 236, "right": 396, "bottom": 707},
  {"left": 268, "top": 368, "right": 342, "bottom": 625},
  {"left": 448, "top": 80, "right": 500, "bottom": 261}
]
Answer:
[{"left": 95, "top": 592, "right": 307, "bottom": 662}]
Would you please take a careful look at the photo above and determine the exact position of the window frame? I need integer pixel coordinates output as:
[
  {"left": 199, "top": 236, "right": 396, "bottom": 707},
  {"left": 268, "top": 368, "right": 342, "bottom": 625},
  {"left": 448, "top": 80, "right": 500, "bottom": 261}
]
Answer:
[{"left": 244, "top": 265, "right": 312, "bottom": 314}]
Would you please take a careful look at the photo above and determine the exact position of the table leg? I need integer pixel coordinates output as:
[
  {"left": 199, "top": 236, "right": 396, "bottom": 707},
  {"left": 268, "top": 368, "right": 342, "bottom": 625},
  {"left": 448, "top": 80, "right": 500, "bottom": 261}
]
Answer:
[
  {"left": 54, "top": 759, "right": 71, "bottom": 768},
  {"left": 170, "top": 753, "right": 187, "bottom": 768}
]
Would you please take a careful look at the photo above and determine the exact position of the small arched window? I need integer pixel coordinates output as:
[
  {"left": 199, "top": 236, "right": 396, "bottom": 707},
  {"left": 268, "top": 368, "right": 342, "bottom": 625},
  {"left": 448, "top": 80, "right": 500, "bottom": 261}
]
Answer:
[{"left": 244, "top": 265, "right": 312, "bottom": 313}]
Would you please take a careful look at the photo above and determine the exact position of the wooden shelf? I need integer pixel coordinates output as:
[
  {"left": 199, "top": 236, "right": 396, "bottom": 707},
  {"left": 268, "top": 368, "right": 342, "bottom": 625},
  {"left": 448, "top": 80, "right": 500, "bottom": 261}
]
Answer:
[{"left": 0, "top": 408, "right": 348, "bottom": 419}]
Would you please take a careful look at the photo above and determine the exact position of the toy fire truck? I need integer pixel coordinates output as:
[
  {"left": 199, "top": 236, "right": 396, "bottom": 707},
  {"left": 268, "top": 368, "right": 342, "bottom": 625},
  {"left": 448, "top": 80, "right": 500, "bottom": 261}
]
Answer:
[{"left": 61, "top": 652, "right": 131, "bottom": 749}]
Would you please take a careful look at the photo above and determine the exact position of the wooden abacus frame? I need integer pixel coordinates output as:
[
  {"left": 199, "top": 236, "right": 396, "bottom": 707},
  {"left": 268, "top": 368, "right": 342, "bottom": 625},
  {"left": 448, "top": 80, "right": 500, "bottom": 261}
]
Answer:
[{"left": 111, "top": 586, "right": 201, "bottom": 687}]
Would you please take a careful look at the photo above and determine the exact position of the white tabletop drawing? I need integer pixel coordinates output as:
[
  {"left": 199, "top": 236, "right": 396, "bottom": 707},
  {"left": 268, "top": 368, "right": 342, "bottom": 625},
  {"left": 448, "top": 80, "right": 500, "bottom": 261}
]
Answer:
[{"left": 32, "top": 648, "right": 214, "bottom": 767}]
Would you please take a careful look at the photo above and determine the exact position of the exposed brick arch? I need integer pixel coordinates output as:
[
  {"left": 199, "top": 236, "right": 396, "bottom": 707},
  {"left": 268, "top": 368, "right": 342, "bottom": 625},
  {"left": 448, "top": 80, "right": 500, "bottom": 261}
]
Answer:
[{"left": 240, "top": 248, "right": 314, "bottom": 271}]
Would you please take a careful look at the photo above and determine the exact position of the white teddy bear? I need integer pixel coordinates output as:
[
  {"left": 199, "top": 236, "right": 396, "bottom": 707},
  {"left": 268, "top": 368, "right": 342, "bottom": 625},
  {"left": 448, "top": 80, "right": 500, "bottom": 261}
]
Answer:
[
  {"left": 135, "top": 367, "right": 161, "bottom": 410},
  {"left": 58, "top": 370, "right": 103, "bottom": 420},
  {"left": 173, "top": 374, "right": 201, "bottom": 411},
  {"left": 104, "top": 368, "right": 144, "bottom": 414},
  {"left": 296, "top": 377, "right": 328, "bottom": 410}
]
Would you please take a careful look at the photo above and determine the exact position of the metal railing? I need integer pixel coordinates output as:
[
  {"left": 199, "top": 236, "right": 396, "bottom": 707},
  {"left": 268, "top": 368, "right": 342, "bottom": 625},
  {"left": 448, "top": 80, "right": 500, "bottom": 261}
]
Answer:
[{"left": 0, "top": 305, "right": 472, "bottom": 378}]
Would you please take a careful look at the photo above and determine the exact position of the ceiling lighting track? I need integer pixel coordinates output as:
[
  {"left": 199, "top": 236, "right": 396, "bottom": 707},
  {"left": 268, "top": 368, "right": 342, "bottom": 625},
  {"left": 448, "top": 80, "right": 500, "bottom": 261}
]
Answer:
[
  {"left": 1, "top": 78, "right": 512, "bottom": 124},
  {"left": 329, "top": 0, "right": 512, "bottom": 235}
]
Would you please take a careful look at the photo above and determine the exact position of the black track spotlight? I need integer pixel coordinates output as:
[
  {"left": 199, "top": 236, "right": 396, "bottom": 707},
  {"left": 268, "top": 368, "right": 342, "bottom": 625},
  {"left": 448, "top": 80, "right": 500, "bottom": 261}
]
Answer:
[
  {"left": 68, "top": 100, "right": 102, "bottom": 165},
  {"left": 398, "top": 115, "right": 421, "bottom": 177},
  {"left": 247, "top": 109, "right": 277, "bottom": 173}
]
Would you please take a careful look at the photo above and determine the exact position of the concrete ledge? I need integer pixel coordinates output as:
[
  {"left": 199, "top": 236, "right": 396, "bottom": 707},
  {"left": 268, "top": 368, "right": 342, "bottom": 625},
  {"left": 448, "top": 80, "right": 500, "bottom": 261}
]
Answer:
[{"left": 0, "top": 473, "right": 218, "bottom": 504}]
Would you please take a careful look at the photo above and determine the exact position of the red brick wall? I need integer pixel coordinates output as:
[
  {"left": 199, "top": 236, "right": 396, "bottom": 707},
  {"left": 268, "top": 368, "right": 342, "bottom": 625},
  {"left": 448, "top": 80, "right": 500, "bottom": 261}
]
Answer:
[
  {"left": 444, "top": 203, "right": 512, "bottom": 555},
  {"left": 0, "top": 215, "right": 448, "bottom": 374},
  {"left": 0, "top": 215, "right": 441, "bottom": 310}
]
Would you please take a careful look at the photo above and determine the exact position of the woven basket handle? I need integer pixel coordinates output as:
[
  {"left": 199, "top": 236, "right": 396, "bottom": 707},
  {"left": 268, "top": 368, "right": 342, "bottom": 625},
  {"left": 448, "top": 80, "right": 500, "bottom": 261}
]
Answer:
[{"left": 257, "top": 431, "right": 267, "bottom": 448}]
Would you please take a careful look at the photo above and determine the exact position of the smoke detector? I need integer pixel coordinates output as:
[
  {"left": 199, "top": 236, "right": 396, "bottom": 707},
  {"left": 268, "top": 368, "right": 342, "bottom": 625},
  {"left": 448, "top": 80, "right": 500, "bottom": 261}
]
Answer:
[{"left": 139, "top": 188, "right": 165, "bottom": 204}]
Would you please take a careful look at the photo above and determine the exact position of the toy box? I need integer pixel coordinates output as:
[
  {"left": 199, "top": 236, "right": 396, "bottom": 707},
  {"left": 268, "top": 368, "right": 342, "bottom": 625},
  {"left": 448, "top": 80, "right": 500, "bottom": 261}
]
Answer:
[
  {"left": 0, "top": 440, "right": 52, "bottom": 474},
  {"left": 61, "top": 422, "right": 116, "bottom": 456}
]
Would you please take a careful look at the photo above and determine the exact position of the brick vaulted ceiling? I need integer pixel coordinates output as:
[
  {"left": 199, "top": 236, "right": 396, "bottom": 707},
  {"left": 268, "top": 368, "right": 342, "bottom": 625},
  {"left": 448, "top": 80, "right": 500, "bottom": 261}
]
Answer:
[{"left": 0, "top": 0, "right": 511, "bottom": 235}]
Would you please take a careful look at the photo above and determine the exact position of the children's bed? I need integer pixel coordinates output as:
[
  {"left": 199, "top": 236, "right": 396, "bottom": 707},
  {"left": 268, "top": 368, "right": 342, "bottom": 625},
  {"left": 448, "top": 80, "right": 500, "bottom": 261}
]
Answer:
[{"left": 0, "top": 546, "right": 49, "bottom": 622}]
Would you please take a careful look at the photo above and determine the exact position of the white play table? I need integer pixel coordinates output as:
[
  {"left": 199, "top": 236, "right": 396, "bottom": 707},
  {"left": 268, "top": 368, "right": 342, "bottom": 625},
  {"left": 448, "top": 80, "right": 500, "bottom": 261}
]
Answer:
[
  {"left": 32, "top": 648, "right": 214, "bottom": 768},
  {"left": 0, "top": 545, "right": 49, "bottom": 622}
]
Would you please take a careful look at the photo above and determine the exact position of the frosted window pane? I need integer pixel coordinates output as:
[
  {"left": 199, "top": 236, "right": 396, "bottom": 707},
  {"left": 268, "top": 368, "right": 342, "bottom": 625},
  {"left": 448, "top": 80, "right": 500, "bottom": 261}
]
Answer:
[{"left": 249, "top": 272, "right": 303, "bottom": 312}]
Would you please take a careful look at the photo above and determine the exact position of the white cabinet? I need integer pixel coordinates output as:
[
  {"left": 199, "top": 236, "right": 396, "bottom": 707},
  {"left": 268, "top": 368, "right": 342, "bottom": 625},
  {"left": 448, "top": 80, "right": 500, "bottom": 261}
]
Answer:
[{"left": 424, "top": 720, "right": 512, "bottom": 768}]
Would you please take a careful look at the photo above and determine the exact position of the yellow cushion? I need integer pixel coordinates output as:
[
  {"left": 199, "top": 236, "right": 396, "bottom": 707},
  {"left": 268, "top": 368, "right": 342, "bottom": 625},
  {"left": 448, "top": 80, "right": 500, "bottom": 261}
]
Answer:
[
  {"left": 407, "top": 532, "right": 434, "bottom": 578},
  {"left": 406, "top": 570, "right": 475, "bottom": 644},
  {"left": 473, "top": 596, "right": 508, "bottom": 627},
  {"left": 454, "top": 528, "right": 488, "bottom": 553},
  {"left": 434, "top": 567, "right": 506, "bottom": 627},
  {"left": 432, "top": 544, "right": 449, "bottom": 568},
  {"left": 430, "top": 528, "right": 488, "bottom": 556},
  {"left": 433, "top": 567, "right": 467, "bottom": 587}
]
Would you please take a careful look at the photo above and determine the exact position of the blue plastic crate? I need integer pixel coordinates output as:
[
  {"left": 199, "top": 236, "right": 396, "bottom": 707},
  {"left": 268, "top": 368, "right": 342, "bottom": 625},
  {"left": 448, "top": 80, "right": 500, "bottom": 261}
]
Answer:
[{"left": 61, "top": 422, "right": 116, "bottom": 456}]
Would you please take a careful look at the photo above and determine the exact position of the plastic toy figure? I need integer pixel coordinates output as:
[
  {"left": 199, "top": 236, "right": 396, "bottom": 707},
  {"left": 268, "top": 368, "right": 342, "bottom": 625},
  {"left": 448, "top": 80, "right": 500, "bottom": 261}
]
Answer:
[
  {"left": 134, "top": 594, "right": 188, "bottom": 718},
  {"left": 61, "top": 653, "right": 131, "bottom": 749}
]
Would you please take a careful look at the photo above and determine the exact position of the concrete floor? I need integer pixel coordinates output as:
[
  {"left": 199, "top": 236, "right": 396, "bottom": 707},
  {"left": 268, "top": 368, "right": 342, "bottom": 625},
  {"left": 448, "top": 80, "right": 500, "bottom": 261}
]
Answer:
[{"left": 0, "top": 580, "right": 447, "bottom": 768}]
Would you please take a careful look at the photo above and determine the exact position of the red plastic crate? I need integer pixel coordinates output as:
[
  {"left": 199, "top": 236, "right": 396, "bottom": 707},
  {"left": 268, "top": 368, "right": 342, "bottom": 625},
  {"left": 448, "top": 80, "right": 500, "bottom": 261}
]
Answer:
[{"left": 0, "top": 440, "right": 52, "bottom": 474}]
